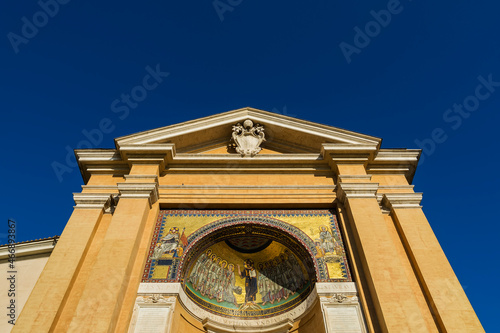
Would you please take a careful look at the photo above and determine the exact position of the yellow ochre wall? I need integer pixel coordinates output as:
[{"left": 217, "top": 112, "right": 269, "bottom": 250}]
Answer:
[{"left": 12, "top": 155, "right": 484, "bottom": 333}]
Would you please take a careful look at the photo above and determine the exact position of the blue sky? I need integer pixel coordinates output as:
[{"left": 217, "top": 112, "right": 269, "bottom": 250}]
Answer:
[{"left": 1, "top": 0, "right": 498, "bottom": 329}]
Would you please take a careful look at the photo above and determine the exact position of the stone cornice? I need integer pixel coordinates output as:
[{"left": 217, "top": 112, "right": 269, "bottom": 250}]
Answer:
[
  {"left": 382, "top": 193, "right": 423, "bottom": 209},
  {"left": 73, "top": 193, "right": 114, "bottom": 211},
  {"left": 76, "top": 148, "right": 330, "bottom": 183},
  {"left": 117, "top": 182, "right": 159, "bottom": 206},
  {"left": 75, "top": 149, "right": 129, "bottom": 183},
  {"left": 159, "top": 185, "right": 336, "bottom": 190},
  {"left": 367, "top": 149, "right": 420, "bottom": 183},
  {"left": 321, "top": 143, "right": 378, "bottom": 164},
  {"left": 118, "top": 144, "right": 175, "bottom": 169},
  {"left": 73, "top": 110, "right": 421, "bottom": 184},
  {"left": 115, "top": 107, "right": 381, "bottom": 147},
  {"left": 0, "top": 238, "right": 57, "bottom": 260},
  {"left": 336, "top": 182, "right": 379, "bottom": 204}
]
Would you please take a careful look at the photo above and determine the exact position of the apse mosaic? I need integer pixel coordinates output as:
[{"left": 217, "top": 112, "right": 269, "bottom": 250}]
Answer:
[
  {"left": 142, "top": 210, "right": 351, "bottom": 285},
  {"left": 184, "top": 240, "right": 312, "bottom": 318}
]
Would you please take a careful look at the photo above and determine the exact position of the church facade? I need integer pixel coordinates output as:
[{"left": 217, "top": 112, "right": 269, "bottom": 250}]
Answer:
[{"left": 12, "top": 108, "right": 483, "bottom": 332}]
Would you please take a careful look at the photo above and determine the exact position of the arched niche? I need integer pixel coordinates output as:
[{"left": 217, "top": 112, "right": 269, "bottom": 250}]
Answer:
[{"left": 178, "top": 217, "right": 323, "bottom": 320}]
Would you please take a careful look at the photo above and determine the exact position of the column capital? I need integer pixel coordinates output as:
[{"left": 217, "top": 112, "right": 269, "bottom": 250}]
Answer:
[
  {"left": 117, "top": 182, "right": 159, "bottom": 206},
  {"left": 73, "top": 193, "right": 114, "bottom": 211},
  {"left": 336, "top": 182, "right": 379, "bottom": 204},
  {"left": 382, "top": 193, "right": 423, "bottom": 209}
]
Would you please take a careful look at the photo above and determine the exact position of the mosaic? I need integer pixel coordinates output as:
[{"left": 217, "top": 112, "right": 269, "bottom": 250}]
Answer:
[
  {"left": 184, "top": 240, "right": 312, "bottom": 318},
  {"left": 142, "top": 210, "right": 351, "bottom": 285}
]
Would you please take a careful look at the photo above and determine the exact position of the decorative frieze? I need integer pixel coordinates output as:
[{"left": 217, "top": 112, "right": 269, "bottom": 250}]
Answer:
[
  {"left": 316, "top": 282, "right": 357, "bottom": 295},
  {"left": 320, "top": 294, "right": 360, "bottom": 304},
  {"left": 135, "top": 295, "right": 176, "bottom": 304},
  {"left": 137, "top": 282, "right": 181, "bottom": 294}
]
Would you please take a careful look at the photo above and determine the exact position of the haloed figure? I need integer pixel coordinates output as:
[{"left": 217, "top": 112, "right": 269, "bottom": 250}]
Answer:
[{"left": 237, "top": 259, "right": 258, "bottom": 305}]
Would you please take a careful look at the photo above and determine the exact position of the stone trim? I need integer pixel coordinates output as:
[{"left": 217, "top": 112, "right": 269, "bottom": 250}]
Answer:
[
  {"left": 138, "top": 283, "right": 181, "bottom": 294},
  {"left": 336, "top": 183, "right": 379, "bottom": 204},
  {"left": 73, "top": 193, "right": 114, "bottom": 211},
  {"left": 0, "top": 238, "right": 57, "bottom": 259},
  {"left": 117, "top": 182, "right": 159, "bottom": 206},
  {"left": 135, "top": 282, "right": 361, "bottom": 333},
  {"left": 382, "top": 193, "right": 423, "bottom": 209},
  {"left": 203, "top": 318, "right": 293, "bottom": 333},
  {"left": 124, "top": 174, "right": 159, "bottom": 182},
  {"left": 316, "top": 282, "right": 358, "bottom": 296},
  {"left": 321, "top": 144, "right": 378, "bottom": 164},
  {"left": 159, "top": 185, "right": 336, "bottom": 190},
  {"left": 319, "top": 294, "right": 360, "bottom": 304},
  {"left": 181, "top": 283, "right": 318, "bottom": 329},
  {"left": 338, "top": 175, "right": 372, "bottom": 182},
  {"left": 378, "top": 185, "right": 415, "bottom": 190},
  {"left": 116, "top": 108, "right": 381, "bottom": 147}
]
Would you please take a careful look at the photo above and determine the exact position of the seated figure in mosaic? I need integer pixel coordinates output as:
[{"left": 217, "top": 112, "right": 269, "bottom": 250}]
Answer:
[{"left": 151, "top": 227, "right": 180, "bottom": 260}]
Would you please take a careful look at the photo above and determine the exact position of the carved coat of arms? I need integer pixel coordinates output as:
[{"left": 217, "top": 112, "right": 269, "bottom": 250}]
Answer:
[{"left": 231, "top": 120, "right": 266, "bottom": 157}]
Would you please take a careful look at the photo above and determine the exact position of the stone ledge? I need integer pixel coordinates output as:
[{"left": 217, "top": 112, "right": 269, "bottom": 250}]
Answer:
[
  {"left": 117, "top": 182, "right": 159, "bottom": 206},
  {"left": 382, "top": 193, "right": 423, "bottom": 209},
  {"left": 73, "top": 193, "right": 113, "bottom": 211},
  {"left": 336, "top": 182, "right": 379, "bottom": 204}
]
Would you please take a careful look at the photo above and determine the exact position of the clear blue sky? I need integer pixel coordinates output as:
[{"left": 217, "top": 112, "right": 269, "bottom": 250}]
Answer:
[{"left": 1, "top": 0, "right": 498, "bottom": 330}]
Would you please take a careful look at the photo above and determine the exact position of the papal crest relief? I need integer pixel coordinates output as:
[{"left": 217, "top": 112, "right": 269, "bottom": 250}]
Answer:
[{"left": 231, "top": 119, "right": 265, "bottom": 157}]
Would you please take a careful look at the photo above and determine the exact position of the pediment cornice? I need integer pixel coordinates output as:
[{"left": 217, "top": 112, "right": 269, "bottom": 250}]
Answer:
[
  {"left": 114, "top": 107, "right": 381, "bottom": 150},
  {"left": 75, "top": 108, "right": 420, "bottom": 183}
]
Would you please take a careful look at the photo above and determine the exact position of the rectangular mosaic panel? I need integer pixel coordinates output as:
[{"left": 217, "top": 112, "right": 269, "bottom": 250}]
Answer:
[{"left": 142, "top": 210, "right": 352, "bottom": 283}]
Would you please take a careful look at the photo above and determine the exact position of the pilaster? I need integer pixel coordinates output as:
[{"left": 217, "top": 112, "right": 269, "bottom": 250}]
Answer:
[
  {"left": 66, "top": 165, "right": 160, "bottom": 333},
  {"left": 13, "top": 192, "right": 112, "bottom": 333},
  {"left": 384, "top": 194, "right": 484, "bottom": 332},
  {"left": 335, "top": 166, "right": 432, "bottom": 332}
]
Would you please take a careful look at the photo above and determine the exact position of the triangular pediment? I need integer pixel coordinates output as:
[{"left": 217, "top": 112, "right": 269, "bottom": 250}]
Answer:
[
  {"left": 115, "top": 107, "right": 381, "bottom": 155},
  {"left": 76, "top": 107, "right": 420, "bottom": 184}
]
